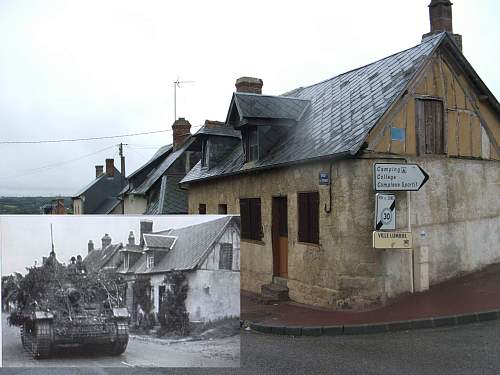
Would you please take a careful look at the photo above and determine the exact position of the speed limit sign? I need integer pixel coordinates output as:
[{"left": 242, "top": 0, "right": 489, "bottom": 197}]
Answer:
[{"left": 375, "top": 193, "right": 396, "bottom": 230}]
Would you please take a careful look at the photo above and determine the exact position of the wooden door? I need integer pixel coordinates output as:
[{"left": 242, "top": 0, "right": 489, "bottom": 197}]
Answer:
[{"left": 272, "top": 197, "right": 288, "bottom": 277}]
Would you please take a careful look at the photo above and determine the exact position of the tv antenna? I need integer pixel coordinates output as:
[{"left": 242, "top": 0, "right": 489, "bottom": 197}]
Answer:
[{"left": 173, "top": 77, "right": 195, "bottom": 121}]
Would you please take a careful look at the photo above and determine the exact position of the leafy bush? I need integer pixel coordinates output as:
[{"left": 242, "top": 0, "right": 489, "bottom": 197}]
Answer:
[{"left": 158, "top": 271, "right": 190, "bottom": 336}]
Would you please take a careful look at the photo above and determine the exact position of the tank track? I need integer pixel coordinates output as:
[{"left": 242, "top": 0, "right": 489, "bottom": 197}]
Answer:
[{"left": 22, "top": 321, "right": 52, "bottom": 359}]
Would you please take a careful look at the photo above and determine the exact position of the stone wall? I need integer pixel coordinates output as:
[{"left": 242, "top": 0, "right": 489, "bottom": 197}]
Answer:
[
  {"left": 123, "top": 194, "right": 147, "bottom": 214},
  {"left": 187, "top": 156, "right": 500, "bottom": 309}
]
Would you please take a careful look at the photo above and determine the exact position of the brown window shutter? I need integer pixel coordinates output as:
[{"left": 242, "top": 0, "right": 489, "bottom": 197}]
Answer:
[
  {"left": 434, "top": 100, "right": 444, "bottom": 154},
  {"left": 240, "top": 199, "right": 250, "bottom": 239},
  {"left": 310, "top": 192, "right": 319, "bottom": 244},
  {"left": 298, "top": 193, "right": 306, "bottom": 242},
  {"left": 250, "top": 198, "right": 262, "bottom": 240},
  {"left": 416, "top": 100, "right": 425, "bottom": 156}
]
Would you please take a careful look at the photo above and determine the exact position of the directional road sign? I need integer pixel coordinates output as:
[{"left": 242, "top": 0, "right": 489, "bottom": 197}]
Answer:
[
  {"left": 373, "top": 163, "right": 429, "bottom": 191},
  {"left": 375, "top": 193, "right": 396, "bottom": 230}
]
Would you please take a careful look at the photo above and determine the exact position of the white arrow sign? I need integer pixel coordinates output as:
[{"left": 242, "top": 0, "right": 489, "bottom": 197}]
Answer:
[{"left": 373, "top": 163, "right": 429, "bottom": 191}]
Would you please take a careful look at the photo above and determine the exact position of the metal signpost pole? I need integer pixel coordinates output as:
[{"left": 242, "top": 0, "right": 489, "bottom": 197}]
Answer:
[{"left": 408, "top": 190, "right": 414, "bottom": 293}]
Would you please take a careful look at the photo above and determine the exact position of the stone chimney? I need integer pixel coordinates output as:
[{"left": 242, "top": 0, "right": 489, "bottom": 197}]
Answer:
[
  {"left": 235, "top": 77, "right": 263, "bottom": 94},
  {"left": 140, "top": 220, "right": 153, "bottom": 247},
  {"left": 172, "top": 117, "right": 192, "bottom": 151},
  {"left": 95, "top": 165, "right": 104, "bottom": 178},
  {"left": 105, "top": 159, "right": 115, "bottom": 177},
  {"left": 88, "top": 240, "right": 94, "bottom": 254},
  {"left": 423, "top": 0, "right": 462, "bottom": 51},
  {"left": 128, "top": 231, "right": 135, "bottom": 246},
  {"left": 101, "top": 233, "right": 112, "bottom": 249}
]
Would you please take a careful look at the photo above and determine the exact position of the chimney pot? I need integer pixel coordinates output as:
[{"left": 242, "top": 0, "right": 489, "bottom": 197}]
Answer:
[
  {"left": 95, "top": 165, "right": 104, "bottom": 178},
  {"left": 140, "top": 220, "right": 153, "bottom": 247},
  {"left": 128, "top": 231, "right": 135, "bottom": 246},
  {"left": 101, "top": 233, "right": 112, "bottom": 249},
  {"left": 235, "top": 77, "right": 263, "bottom": 94},
  {"left": 172, "top": 118, "right": 192, "bottom": 151},
  {"left": 88, "top": 240, "right": 94, "bottom": 253},
  {"left": 105, "top": 159, "right": 114, "bottom": 177}
]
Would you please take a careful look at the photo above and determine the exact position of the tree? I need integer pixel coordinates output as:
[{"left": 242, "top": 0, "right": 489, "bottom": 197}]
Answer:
[{"left": 158, "top": 271, "right": 190, "bottom": 336}]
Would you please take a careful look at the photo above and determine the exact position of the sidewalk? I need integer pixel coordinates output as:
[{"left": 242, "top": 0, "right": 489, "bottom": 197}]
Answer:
[{"left": 241, "top": 262, "right": 500, "bottom": 335}]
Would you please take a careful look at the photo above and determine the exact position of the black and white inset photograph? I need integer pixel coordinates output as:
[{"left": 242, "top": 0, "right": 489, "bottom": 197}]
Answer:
[{"left": 0, "top": 215, "right": 240, "bottom": 368}]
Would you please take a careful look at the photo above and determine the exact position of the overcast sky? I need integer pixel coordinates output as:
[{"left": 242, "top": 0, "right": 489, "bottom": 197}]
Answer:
[
  {"left": 0, "top": 214, "right": 224, "bottom": 275},
  {"left": 0, "top": 0, "right": 498, "bottom": 196}
]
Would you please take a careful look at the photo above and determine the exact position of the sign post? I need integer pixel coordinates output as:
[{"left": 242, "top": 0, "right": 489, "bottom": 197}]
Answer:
[{"left": 373, "top": 162, "right": 429, "bottom": 294}]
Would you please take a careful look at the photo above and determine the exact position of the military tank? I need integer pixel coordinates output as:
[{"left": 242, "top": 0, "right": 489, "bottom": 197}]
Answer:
[{"left": 9, "top": 251, "right": 130, "bottom": 359}]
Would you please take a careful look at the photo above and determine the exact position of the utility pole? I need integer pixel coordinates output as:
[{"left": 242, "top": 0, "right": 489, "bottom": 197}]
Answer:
[
  {"left": 118, "top": 143, "right": 126, "bottom": 214},
  {"left": 173, "top": 78, "right": 195, "bottom": 121}
]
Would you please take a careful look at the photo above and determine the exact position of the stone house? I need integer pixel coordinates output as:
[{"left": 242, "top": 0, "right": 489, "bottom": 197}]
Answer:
[
  {"left": 116, "top": 118, "right": 200, "bottom": 214},
  {"left": 72, "top": 159, "right": 123, "bottom": 214},
  {"left": 180, "top": 1, "right": 500, "bottom": 309},
  {"left": 84, "top": 217, "right": 241, "bottom": 322}
]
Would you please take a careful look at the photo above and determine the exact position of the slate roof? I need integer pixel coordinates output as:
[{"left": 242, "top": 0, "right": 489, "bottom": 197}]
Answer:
[
  {"left": 130, "top": 138, "right": 194, "bottom": 195},
  {"left": 230, "top": 93, "right": 310, "bottom": 122},
  {"left": 133, "top": 216, "right": 236, "bottom": 274},
  {"left": 127, "top": 144, "right": 173, "bottom": 180},
  {"left": 84, "top": 243, "right": 122, "bottom": 271},
  {"left": 72, "top": 167, "right": 123, "bottom": 214},
  {"left": 181, "top": 33, "right": 446, "bottom": 184},
  {"left": 197, "top": 125, "right": 241, "bottom": 138},
  {"left": 144, "top": 175, "right": 188, "bottom": 214},
  {"left": 143, "top": 234, "right": 176, "bottom": 249}
]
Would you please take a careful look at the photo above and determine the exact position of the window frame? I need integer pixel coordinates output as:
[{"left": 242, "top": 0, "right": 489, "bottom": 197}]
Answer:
[
  {"left": 218, "top": 243, "right": 233, "bottom": 270},
  {"left": 243, "top": 128, "right": 259, "bottom": 162},
  {"left": 297, "top": 191, "right": 320, "bottom": 245},
  {"left": 147, "top": 254, "right": 154, "bottom": 269},
  {"left": 123, "top": 253, "right": 129, "bottom": 269},
  {"left": 201, "top": 138, "right": 209, "bottom": 168}
]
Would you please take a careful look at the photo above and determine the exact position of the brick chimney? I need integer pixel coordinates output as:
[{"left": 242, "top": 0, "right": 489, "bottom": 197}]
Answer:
[
  {"left": 128, "top": 231, "right": 135, "bottom": 246},
  {"left": 140, "top": 220, "right": 153, "bottom": 247},
  {"left": 105, "top": 159, "right": 115, "bottom": 177},
  {"left": 95, "top": 165, "right": 104, "bottom": 178},
  {"left": 101, "top": 233, "right": 112, "bottom": 249},
  {"left": 172, "top": 117, "right": 191, "bottom": 151},
  {"left": 88, "top": 240, "right": 94, "bottom": 254},
  {"left": 423, "top": 0, "right": 462, "bottom": 51},
  {"left": 235, "top": 77, "right": 263, "bottom": 94}
]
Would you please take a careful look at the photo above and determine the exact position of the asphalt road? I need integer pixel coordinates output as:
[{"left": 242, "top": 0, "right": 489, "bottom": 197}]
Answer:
[
  {"left": 2, "top": 320, "right": 500, "bottom": 374},
  {"left": 1, "top": 316, "right": 239, "bottom": 368}
]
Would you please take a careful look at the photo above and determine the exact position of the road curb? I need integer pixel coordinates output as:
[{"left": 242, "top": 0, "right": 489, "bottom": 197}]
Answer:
[{"left": 247, "top": 310, "right": 500, "bottom": 336}]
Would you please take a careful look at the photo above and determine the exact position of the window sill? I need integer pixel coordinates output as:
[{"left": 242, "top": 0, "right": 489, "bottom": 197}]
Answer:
[
  {"left": 241, "top": 238, "right": 266, "bottom": 246},
  {"left": 297, "top": 241, "right": 320, "bottom": 248}
]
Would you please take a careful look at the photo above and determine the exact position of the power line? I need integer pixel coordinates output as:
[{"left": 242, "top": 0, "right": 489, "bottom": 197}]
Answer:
[
  {"left": 0, "top": 145, "right": 116, "bottom": 180},
  {"left": 0, "top": 125, "right": 202, "bottom": 145}
]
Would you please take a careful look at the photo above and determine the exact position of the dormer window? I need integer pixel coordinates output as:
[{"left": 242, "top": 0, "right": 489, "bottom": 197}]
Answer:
[
  {"left": 123, "top": 253, "right": 129, "bottom": 269},
  {"left": 201, "top": 139, "right": 209, "bottom": 168},
  {"left": 147, "top": 254, "right": 154, "bottom": 269},
  {"left": 244, "top": 129, "right": 259, "bottom": 162}
]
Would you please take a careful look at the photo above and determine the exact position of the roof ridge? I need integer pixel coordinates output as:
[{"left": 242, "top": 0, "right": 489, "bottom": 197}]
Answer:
[
  {"left": 290, "top": 32, "right": 446, "bottom": 94},
  {"left": 235, "top": 92, "right": 311, "bottom": 102}
]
